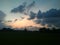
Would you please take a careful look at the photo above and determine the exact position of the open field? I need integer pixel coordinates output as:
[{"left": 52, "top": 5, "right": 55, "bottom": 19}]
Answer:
[{"left": 0, "top": 31, "right": 60, "bottom": 45}]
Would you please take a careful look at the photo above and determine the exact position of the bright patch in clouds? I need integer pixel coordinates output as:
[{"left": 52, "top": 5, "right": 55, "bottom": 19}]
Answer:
[{"left": 5, "top": 14, "right": 46, "bottom": 29}]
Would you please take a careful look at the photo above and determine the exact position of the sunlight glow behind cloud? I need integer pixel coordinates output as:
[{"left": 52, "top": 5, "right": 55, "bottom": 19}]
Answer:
[
  {"left": 0, "top": 0, "right": 60, "bottom": 30},
  {"left": 5, "top": 15, "right": 48, "bottom": 30}
]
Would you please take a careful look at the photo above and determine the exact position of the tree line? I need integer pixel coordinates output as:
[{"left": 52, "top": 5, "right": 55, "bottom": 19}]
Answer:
[{"left": 0, "top": 27, "right": 60, "bottom": 33}]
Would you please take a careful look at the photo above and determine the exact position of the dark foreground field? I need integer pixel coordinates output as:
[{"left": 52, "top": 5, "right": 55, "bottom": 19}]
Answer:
[{"left": 0, "top": 31, "right": 60, "bottom": 45}]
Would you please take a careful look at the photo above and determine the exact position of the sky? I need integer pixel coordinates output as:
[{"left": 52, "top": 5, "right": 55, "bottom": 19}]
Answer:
[
  {"left": 0, "top": 0, "right": 60, "bottom": 30},
  {"left": 0, "top": 0, "right": 60, "bottom": 13}
]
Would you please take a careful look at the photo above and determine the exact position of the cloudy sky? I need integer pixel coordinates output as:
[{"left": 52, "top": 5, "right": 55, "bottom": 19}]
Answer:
[
  {"left": 0, "top": 0, "right": 60, "bottom": 13},
  {"left": 0, "top": 0, "right": 60, "bottom": 30}
]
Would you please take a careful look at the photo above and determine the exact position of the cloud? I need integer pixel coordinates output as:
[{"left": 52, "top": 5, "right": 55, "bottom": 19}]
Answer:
[
  {"left": 6, "top": 15, "right": 41, "bottom": 30},
  {"left": 35, "top": 9, "right": 60, "bottom": 27},
  {"left": 11, "top": 1, "right": 35, "bottom": 15},
  {"left": 45, "top": 18, "right": 60, "bottom": 27},
  {"left": 44, "top": 9, "right": 60, "bottom": 18},
  {"left": 11, "top": 1, "right": 60, "bottom": 28},
  {"left": 11, "top": 1, "right": 36, "bottom": 23},
  {"left": 28, "top": 11, "right": 36, "bottom": 20},
  {"left": 36, "top": 9, "right": 60, "bottom": 19},
  {"left": 11, "top": 2, "right": 26, "bottom": 13},
  {"left": 0, "top": 11, "right": 6, "bottom": 29},
  {"left": 37, "top": 10, "right": 42, "bottom": 19}
]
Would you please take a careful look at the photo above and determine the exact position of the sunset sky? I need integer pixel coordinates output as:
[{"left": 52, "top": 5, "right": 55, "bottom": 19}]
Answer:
[
  {"left": 0, "top": 0, "right": 60, "bottom": 30},
  {"left": 0, "top": 0, "right": 60, "bottom": 13}
]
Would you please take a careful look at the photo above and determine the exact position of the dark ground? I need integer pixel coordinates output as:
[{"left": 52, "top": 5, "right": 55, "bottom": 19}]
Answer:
[{"left": 0, "top": 31, "right": 60, "bottom": 45}]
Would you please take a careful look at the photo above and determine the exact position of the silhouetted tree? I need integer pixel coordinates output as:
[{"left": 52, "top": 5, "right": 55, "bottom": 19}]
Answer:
[{"left": 24, "top": 28, "right": 27, "bottom": 32}]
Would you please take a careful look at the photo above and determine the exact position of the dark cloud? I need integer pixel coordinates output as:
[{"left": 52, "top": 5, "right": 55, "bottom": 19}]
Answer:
[
  {"left": 28, "top": 11, "right": 36, "bottom": 20},
  {"left": 44, "top": 9, "right": 60, "bottom": 18},
  {"left": 37, "top": 10, "right": 42, "bottom": 19},
  {"left": 11, "top": 2, "right": 26, "bottom": 13},
  {"left": 35, "top": 9, "right": 60, "bottom": 27},
  {"left": 11, "top": 1, "right": 35, "bottom": 15},
  {"left": 36, "top": 9, "right": 60, "bottom": 19},
  {"left": 45, "top": 18, "right": 60, "bottom": 27},
  {"left": 0, "top": 11, "right": 6, "bottom": 29}
]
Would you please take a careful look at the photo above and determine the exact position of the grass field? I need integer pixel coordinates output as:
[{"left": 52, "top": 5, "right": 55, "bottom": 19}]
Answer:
[{"left": 0, "top": 31, "right": 60, "bottom": 45}]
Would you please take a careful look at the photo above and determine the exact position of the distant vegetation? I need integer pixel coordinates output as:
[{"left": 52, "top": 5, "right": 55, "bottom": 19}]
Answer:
[{"left": 0, "top": 27, "right": 60, "bottom": 33}]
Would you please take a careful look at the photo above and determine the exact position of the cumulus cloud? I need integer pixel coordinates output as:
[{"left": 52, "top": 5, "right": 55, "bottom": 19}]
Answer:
[
  {"left": 36, "top": 9, "right": 60, "bottom": 19},
  {"left": 28, "top": 11, "right": 36, "bottom": 20},
  {"left": 35, "top": 9, "right": 60, "bottom": 27},
  {"left": 37, "top": 10, "right": 42, "bottom": 19},
  {"left": 44, "top": 9, "right": 60, "bottom": 18}
]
